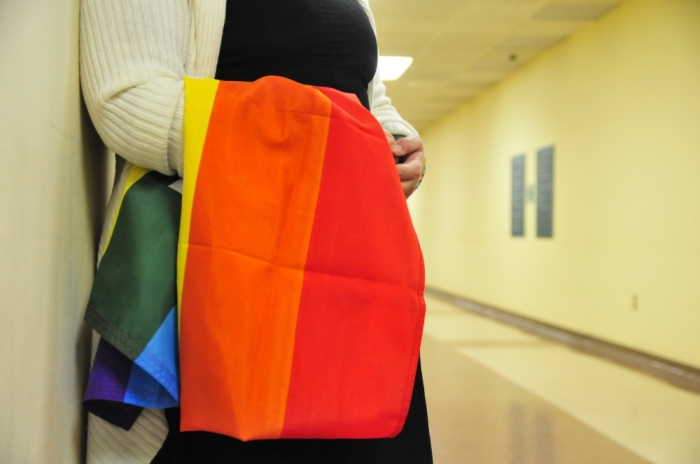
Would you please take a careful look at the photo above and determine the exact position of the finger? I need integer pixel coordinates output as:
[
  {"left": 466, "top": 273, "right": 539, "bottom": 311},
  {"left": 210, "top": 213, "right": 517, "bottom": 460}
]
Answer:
[
  {"left": 391, "top": 135, "right": 422, "bottom": 157},
  {"left": 401, "top": 146, "right": 424, "bottom": 164},
  {"left": 397, "top": 157, "right": 423, "bottom": 182},
  {"left": 396, "top": 145, "right": 424, "bottom": 173},
  {"left": 383, "top": 128, "right": 396, "bottom": 146},
  {"left": 402, "top": 179, "right": 420, "bottom": 199},
  {"left": 401, "top": 175, "right": 421, "bottom": 199}
]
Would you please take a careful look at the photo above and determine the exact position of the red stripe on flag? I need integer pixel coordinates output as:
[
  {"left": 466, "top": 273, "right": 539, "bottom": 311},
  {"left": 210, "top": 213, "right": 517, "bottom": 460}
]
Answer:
[{"left": 280, "top": 88, "right": 426, "bottom": 438}]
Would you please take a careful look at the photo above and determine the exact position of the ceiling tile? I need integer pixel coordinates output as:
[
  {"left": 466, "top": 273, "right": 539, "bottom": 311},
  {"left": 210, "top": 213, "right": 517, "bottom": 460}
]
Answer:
[
  {"left": 533, "top": 2, "right": 619, "bottom": 20},
  {"left": 436, "top": 32, "right": 505, "bottom": 50},
  {"left": 497, "top": 34, "right": 566, "bottom": 48},
  {"left": 371, "top": 0, "right": 625, "bottom": 131},
  {"left": 512, "top": 18, "right": 591, "bottom": 36}
]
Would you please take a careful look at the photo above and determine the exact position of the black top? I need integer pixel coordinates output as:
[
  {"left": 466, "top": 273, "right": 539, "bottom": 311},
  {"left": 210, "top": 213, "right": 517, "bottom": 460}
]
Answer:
[
  {"left": 216, "top": 0, "right": 378, "bottom": 110},
  {"left": 152, "top": 2, "right": 432, "bottom": 462}
]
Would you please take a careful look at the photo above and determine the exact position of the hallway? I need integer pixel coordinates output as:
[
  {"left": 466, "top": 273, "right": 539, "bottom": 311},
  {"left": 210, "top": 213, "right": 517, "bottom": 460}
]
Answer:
[
  {"left": 421, "top": 295, "right": 700, "bottom": 464},
  {"left": 2, "top": 0, "right": 699, "bottom": 461}
]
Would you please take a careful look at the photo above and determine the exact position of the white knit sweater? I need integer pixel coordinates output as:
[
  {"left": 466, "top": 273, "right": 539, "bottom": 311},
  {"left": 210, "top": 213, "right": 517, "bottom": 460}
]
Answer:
[
  {"left": 81, "top": 0, "right": 416, "bottom": 179},
  {"left": 80, "top": 1, "right": 416, "bottom": 462}
]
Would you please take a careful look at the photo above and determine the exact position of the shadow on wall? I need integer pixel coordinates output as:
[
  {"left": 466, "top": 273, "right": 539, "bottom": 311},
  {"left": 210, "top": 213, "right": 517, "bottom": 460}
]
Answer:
[{"left": 76, "top": 97, "right": 111, "bottom": 461}]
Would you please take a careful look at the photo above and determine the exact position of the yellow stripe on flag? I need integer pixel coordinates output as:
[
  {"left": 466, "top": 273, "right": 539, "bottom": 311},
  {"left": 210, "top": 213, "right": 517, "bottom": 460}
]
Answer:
[
  {"left": 104, "top": 165, "right": 150, "bottom": 250},
  {"left": 177, "top": 77, "right": 220, "bottom": 316}
]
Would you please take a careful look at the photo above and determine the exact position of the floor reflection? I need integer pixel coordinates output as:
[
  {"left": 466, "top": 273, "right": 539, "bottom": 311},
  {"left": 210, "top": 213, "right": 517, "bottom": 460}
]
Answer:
[{"left": 421, "top": 335, "right": 650, "bottom": 464}]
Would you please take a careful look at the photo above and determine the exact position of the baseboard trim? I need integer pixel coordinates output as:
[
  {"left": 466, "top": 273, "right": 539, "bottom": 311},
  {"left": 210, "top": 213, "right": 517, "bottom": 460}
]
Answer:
[{"left": 425, "top": 286, "right": 700, "bottom": 394}]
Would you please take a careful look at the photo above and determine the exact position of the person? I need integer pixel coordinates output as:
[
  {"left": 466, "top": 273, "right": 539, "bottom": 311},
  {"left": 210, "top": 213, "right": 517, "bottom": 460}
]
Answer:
[{"left": 80, "top": 1, "right": 431, "bottom": 463}]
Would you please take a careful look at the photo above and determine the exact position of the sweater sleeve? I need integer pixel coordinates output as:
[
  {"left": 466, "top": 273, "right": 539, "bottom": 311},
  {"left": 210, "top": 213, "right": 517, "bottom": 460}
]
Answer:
[
  {"left": 80, "top": 0, "right": 190, "bottom": 176},
  {"left": 370, "top": 68, "right": 418, "bottom": 137},
  {"left": 356, "top": 0, "right": 418, "bottom": 137}
]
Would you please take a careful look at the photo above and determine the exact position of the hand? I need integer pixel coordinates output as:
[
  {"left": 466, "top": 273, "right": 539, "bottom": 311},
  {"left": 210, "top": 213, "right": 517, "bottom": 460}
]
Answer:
[{"left": 384, "top": 129, "right": 425, "bottom": 199}]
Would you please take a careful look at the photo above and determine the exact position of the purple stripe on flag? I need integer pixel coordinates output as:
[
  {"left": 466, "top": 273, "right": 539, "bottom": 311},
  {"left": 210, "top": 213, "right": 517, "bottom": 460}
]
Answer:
[
  {"left": 84, "top": 338, "right": 143, "bottom": 430},
  {"left": 85, "top": 338, "right": 132, "bottom": 401}
]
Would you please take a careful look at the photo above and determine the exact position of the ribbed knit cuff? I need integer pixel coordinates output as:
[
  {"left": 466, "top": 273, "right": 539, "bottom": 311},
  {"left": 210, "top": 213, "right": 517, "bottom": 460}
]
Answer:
[
  {"left": 382, "top": 120, "right": 418, "bottom": 138},
  {"left": 167, "top": 96, "right": 185, "bottom": 176}
]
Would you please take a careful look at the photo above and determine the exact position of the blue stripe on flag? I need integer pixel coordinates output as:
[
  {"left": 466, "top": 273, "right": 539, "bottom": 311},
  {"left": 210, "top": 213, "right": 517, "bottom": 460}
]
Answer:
[
  {"left": 133, "top": 307, "right": 180, "bottom": 401},
  {"left": 124, "top": 363, "right": 177, "bottom": 408}
]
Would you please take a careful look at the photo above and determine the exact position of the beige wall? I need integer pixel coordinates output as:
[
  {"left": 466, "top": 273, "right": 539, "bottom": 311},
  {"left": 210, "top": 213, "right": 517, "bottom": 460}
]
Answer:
[
  {"left": 410, "top": 0, "right": 700, "bottom": 367},
  {"left": 0, "top": 0, "right": 110, "bottom": 462}
]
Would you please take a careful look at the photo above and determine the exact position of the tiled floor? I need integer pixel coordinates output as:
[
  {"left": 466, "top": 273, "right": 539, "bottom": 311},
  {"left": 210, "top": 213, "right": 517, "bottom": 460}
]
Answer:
[{"left": 421, "top": 296, "right": 700, "bottom": 464}]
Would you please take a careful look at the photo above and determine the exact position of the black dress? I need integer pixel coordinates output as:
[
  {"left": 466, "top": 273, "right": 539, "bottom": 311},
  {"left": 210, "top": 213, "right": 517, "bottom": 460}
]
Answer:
[{"left": 152, "top": 1, "right": 432, "bottom": 462}]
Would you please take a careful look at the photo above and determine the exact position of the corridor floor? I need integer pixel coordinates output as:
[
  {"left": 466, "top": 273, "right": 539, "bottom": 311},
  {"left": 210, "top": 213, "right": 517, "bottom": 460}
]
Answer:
[{"left": 420, "top": 296, "right": 700, "bottom": 464}]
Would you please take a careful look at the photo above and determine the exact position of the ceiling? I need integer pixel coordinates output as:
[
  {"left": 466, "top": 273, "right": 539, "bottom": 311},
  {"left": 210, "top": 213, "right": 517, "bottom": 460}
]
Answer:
[{"left": 371, "top": 0, "right": 626, "bottom": 132}]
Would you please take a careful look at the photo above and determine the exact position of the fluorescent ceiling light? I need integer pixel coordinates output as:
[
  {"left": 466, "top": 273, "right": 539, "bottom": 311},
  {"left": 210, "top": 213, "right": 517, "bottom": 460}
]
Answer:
[{"left": 378, "top": 56, "right": 413, "bottom": 81}]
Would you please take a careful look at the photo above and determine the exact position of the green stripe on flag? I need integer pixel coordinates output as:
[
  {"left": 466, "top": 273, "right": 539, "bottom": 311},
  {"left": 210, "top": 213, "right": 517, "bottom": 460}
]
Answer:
[{"left": 86, "top": 171, "right": 182, "bottom": 360}]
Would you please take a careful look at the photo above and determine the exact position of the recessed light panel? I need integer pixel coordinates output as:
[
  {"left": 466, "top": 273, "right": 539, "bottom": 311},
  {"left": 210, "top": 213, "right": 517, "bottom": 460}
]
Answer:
[{"left": 378, "top": 56, "right": 414, "bottom": 81}]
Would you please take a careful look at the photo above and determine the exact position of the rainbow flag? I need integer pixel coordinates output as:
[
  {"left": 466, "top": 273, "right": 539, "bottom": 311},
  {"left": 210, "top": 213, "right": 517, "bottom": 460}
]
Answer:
[{"left": 178, "top": 76, "right": 426, "bottom": 441}]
